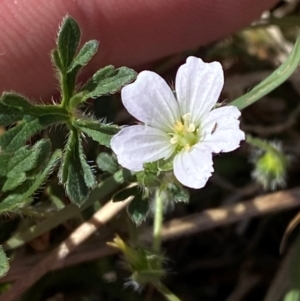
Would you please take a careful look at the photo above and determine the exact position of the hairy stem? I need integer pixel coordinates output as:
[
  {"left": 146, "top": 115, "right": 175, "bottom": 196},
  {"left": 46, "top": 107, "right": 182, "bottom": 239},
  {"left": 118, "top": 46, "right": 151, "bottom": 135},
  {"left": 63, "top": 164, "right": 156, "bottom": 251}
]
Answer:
[{"left": 153, "top": 189, "right": 164, "bottom": 253}]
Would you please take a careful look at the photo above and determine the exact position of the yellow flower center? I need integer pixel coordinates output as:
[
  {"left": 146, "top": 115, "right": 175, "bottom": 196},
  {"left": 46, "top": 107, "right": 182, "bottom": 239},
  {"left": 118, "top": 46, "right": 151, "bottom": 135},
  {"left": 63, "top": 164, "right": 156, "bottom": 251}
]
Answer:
[{"left": 169, "top": 113, "right": 199, "bottom": 151}]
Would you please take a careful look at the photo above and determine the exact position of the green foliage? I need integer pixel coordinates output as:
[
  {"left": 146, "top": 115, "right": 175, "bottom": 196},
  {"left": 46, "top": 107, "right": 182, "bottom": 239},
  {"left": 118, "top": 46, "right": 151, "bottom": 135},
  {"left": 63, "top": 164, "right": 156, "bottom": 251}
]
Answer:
[
  {"left": 0, "top": 148, "right": 61, "bottom": 214},
  {"left": 127, "top": 195, "right": 150, "bottom": 226},
  {"left": 112, "top": 185, "right": 150, "bottom": 226},
  {"left": 79, "top": 66, "right": 137, "bottom": 101},
  {"left": 0, "top": 15, "right": 137, "bottom": 215},
  {"left": 57, "top": 16, "right": 81, "bottom": 71},
  {"left": 167, "top": 183, "right": 189, "bottom": 203},
  {"left": 0, "top": 247, "right": 9, "bottom": 278},
  {"left": 1, "top": 93, "right": 69, "bottom": 117},
  {"left": 59, "top": 130, "right": 97, "bottom": 205},
  {"left": 68, "top": 40, "right": 99, "bottom": 72},
  {"left": 96, "top": 152, "right": 119, "bottom": 174},
  {"left": 3, "top": 145, "right": 39, "bottom": 192},
  {"left": 74, "top": 119, "right": 118, "bottom": 147}
]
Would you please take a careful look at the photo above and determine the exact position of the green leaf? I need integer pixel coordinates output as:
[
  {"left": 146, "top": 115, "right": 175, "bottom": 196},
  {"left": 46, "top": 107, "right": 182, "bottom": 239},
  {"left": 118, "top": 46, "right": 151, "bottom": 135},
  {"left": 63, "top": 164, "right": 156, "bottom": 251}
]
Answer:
[
  {"left": 1, "top": 93, "right": 33, "bottom": 111},
  {"left": 1, "top": 93, "right": 70, "bottom": 117},
  {"left": 51, "top": 49, "right": 63, "bottom": 72},
  {"left": 0, "top": 115, "right": 68, "bottom": 152},
  {"left": 0, "top": 246, "right": 9, "bottom": 277},
  {"left": 78, "top": 139, "right": 97, "bottom": 189},
  {"left": 0, "top": 102, "right": 24, "bottom": 126},
  {"left": 68, "top": 40, "right": 99, "bottom": 72},
  {"left": 80, "top": 66, "right": 137, "bottom": 100},
  {"left": 30, "top": 139, "right": 53, "bottom": 175},
  {"left": 59, "top": 130, "right": 96, "bottom": 205},
  {"left": 0, "top": 153, "right": 12, "bottom": 177},
  {"left": 74, "top": 119, "right": 118, "bottom": 147},
  {"left": 112, "top": 185, "right": 138, "bottom": 202},
  {"left": 96, "top": 152, "right": 119, "bottom": 174},
  {"left": 127, "top": 194, "right": 149, "bottom": 226},
  {"left": 0, "top": 117, "right": 43, "bottom": 152},
  {"left": 0, "top": 150, "right": 61, "bottom": 214},
  {"left": 2, "top": 140, "right": 50, "bottom": 191},
  {"left": 230, "top": 35, "right": 300, "bottom": 110},
  {"left": 57, "top": 16, "right": 81, "bottom": 71},
  {"left": 3, "top": 169, "right": 133, "bottom": 251},
  {"left": 167, "top": 183, "right": 189, "bottom": 203},
  {"left": 136, "top": 171, "right": 161, "bottom": 188},
  {"left": 2, "top": 173, "right": 26, "bottom": 192}
]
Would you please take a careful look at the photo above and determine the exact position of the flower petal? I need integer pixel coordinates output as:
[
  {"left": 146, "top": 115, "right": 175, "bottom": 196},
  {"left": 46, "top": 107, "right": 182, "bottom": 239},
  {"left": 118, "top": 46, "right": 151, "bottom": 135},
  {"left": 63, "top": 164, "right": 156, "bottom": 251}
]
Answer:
[
  {"left": 173, "top": 146, "right": 214, "bottom": 189},
  {"left": 175, "top": 56, "right": 224, "bottom": 125},
  {"left": 201, "top": 106, "right": 245, "bottom": 153},
  {"left": 122, "top": 71, "right": 180, "bottom": 131},
  {"left": 111, "top": 125, "right": 174, "bottom": 171}
]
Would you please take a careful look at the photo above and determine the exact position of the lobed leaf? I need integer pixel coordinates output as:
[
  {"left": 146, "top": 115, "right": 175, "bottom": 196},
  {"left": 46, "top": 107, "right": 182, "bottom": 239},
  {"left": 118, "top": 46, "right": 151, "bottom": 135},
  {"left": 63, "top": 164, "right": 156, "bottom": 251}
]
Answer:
[
  {"left": 2, "top": 140, "right": 51, "bottom": 191},
  {"left": 0, "top": 115, "right": 68, "bottom": 152},
  {"left": 96, "top": 152, "right": 119, "bottom": 174},
  {"left": 0, "top": 153, "right": 12, "bottom": 177},
  {"left": 1, "top": 93, "right": 70, "bottom": 117},
  {"left": 78, "top": 137, "right": 97, "bottom": 190},
  {"left": 167, "top": 183, "right": 189, "bottom": 203},
  {"left": 3, "top": 169, "right": 133, "bottom": 250},
  {"left": 0, "top": 150, "right": 61, "bottom": 214},
  {"left": 68, "top": 40, "right": 99, "bottom": 72},
  {"left": 0, "top": 246, "right": 9, "bottom": 278},
  {"left": 0, "top": 103, "right": 23, "bottom": 126},
  {"left": 57, "top": 16, "right": 81, "bottom": 71},
  {"left": 59, "top": 130, "right": 96, "bottom": 205},
  {"left": 79, "top": 66, "right": 137, "bottom": 101},
  {"left": 74, "top": 119, "right": 118, "bottom": 147},
  {"left": 127, "top": 194, "right": 150, "bottom": 226},
  {"left": 0, "top": 117, "right": 43, "bottom": 152}
]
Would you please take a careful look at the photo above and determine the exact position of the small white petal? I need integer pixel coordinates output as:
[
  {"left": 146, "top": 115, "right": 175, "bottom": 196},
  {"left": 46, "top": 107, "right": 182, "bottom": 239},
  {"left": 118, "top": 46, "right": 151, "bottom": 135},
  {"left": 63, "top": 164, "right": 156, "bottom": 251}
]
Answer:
[
  {"left": 111, "top": 125, "right": 174, "bottom": 171},
  {"left": 201, "top": 106, "right": 245, "bottom": 153},
  {"left": 175, "top": 56, "right": 224, "bottom": 125},
  {"left": 173, "top": 146, "right": 214, "bottom": 189},
  {"left": 122, "top": 71, "right": 180, "bottom": 131}
]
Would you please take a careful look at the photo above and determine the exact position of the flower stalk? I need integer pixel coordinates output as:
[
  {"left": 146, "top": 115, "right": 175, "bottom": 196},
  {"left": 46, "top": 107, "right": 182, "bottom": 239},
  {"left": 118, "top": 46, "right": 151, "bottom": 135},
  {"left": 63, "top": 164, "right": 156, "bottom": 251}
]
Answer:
[
  {"left": 153, "top": 282, "right": 182, "bottom": 301},
  {"left": 153, "top": 189, "right": 164, "bottom": 253}
]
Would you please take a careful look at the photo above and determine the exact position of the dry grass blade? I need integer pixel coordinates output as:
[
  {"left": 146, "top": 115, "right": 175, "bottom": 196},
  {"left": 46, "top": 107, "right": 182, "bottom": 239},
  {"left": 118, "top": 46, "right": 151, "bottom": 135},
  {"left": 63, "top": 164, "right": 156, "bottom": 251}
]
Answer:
[
  {"left": 2, "top": 187, "right": 300, "bottom": 288},
  {"left": 0, "top": 198, "right": 131, "bottom": 301},
  {"left": 141, "top": 187, "right": 300, "bottom": 242}
]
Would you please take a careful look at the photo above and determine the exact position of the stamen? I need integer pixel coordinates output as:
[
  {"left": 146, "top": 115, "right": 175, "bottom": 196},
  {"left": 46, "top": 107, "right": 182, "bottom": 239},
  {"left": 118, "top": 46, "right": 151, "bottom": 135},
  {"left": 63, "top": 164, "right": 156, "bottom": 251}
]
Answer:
[
  {"left": 170, "top": 113, "right": 199, "bottom": 151},
  {"left": 182, "top": 113, "right": 192, "bottom": 121},
  {"left": 187, "top": 123, "right": 195, "bottom": 132},
  {"left": 170, "top": 136, "right": 178, "bottom": 144},
  {"left": 174, "top": 121, "right": 184, "bottom": 132},
  {"left": 184, "top": 144, "right": 191, "bottom": 151}
]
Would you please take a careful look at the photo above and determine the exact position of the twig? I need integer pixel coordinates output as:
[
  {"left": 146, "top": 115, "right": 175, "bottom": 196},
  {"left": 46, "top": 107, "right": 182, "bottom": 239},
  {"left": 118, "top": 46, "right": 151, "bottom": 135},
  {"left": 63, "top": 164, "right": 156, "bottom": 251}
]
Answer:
[
  {"left": 0, "top": 198, "right": 131, "bottom": 301},
  {"left": 2, "top": 187, "right": 300, "bottom": 292},
  {"left": 140, "top": 187, "right": 300, "bottom": 242}
]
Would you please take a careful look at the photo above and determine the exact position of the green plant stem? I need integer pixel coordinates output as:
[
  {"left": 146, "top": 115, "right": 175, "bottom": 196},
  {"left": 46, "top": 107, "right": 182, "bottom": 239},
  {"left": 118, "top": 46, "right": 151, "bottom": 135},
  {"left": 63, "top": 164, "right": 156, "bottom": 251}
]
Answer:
[
  {"left": 153, "top": 282, "right": 182, "bottom": 301},
  {"left": 60, "top": 72, "right": 70, "bottom": 109},
  {"left": 230, "top": 35, "right": 300, "bottom": 110},
  {"left": 153, "top": 189, "right": 164, "bottom": 253},
  {"left": 246, "top": 135, "right": 282, "bottom": 156}
]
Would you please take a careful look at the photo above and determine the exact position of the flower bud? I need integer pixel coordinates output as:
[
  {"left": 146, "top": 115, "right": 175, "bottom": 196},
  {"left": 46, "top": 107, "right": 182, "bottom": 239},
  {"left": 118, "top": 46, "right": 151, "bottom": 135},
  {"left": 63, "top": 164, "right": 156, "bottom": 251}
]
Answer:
[{"left": 251, "top": 141, "right": 288, "bottom": 190}]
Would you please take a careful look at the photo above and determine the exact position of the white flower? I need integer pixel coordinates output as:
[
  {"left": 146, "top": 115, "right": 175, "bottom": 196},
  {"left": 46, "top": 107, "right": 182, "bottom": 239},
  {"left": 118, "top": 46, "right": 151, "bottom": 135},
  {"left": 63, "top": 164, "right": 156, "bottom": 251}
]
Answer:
[{"left": 111, "top": 56, "right": 245, "bottom": 189}]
